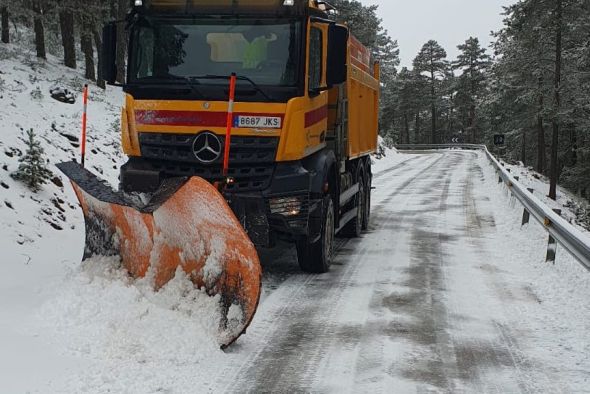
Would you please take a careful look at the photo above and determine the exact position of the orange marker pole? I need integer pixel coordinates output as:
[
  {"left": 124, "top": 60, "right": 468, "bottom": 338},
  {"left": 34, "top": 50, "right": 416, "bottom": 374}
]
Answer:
[
  {"left": 80, "top": 84, "right": 89, "bottom": 168},
  {"left": 223, "top": 73, "right": 237, "bottom": 178}
]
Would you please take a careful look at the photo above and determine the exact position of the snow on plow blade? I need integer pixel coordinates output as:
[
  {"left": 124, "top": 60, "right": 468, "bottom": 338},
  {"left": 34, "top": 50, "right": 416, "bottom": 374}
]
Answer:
[{"left": 56, "top": 161, "right": 261, "bottom": 348}]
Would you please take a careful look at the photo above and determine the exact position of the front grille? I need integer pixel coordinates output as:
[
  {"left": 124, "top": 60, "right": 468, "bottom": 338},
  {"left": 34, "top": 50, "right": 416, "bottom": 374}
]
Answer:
[{"left": 139, "top": 133, "right": 279, "bottom": 192}]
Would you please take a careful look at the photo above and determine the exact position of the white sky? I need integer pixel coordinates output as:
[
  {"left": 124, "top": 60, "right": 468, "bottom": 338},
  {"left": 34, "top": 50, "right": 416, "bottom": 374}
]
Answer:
[{"left": 363, "top": 0, "right": 515, "bottom": 68}]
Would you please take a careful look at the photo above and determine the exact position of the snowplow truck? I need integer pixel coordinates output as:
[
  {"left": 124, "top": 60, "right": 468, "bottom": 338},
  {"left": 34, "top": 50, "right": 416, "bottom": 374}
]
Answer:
[{"left": 57, "top": 0, "right": 379, "bottom": 347}]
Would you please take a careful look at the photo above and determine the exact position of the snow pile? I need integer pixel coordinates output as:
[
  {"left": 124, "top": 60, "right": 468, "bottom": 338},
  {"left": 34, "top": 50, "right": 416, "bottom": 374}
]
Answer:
[
  {"left": 371, "top": 136, "right": 405, "bottom": 174},
  {"left": 35, "top": 260, "right": 223, "bottom": 376}
]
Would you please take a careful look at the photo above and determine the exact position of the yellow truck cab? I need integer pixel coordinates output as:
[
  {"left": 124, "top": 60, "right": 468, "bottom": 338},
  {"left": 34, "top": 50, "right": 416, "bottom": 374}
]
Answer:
[{"left": 100, "top": 0, "right": 380, "bottom": 272}]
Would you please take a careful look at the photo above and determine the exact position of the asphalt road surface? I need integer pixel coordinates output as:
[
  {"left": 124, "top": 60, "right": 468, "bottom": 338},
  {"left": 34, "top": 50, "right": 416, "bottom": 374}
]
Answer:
[{"left": 209, "top": 151, "right": 572, "bottom": 393}]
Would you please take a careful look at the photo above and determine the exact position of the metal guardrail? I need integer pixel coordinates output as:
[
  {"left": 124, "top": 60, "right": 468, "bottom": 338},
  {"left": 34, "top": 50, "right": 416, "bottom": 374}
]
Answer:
[{"left": 395, "top": 144, "right": 590, "bottom": 271}]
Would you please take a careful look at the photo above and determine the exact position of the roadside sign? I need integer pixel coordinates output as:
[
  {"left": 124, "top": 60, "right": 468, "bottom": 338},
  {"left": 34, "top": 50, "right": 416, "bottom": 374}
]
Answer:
[
  {"left": 450, "top": 136, "right": 464, "bottom": 144},
  {"left": 494, "top": 134, "right": 505, "bottom": 145}
]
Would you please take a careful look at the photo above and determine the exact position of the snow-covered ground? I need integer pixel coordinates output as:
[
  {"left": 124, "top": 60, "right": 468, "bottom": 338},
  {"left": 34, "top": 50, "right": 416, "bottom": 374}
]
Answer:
[
  {"left": 2, "top": 42, "right": 590, "bottom": 393},
  {"left": 0, "top": 43, "right": 127, "bottom": 391},
  {"left": 501, "top": 160, "right": 590, "bottom": 234}
]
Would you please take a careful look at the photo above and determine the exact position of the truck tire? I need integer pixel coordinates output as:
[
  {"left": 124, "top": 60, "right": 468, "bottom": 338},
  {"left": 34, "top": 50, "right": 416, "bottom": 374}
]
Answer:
[
  {"left": 341, "top": 178, "right": 364, "bottom": 238},
  {"left": 362, "top": 175, "right": 371, "bottom": 230},
  {"left": 296, "top": 195, "right": 335, "bottom": 273}
]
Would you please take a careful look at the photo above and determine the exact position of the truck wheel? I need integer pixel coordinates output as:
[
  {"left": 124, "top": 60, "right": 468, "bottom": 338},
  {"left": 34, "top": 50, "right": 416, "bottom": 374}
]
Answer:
[
  {"left": 341, "top": 178, "right": 364, "bottom": 238},
  {"left": 297, "top": 195, "right": 335, "bottom": 273},
  {"left": 362, "top": 176, "right": 371, "bottom": 230}
]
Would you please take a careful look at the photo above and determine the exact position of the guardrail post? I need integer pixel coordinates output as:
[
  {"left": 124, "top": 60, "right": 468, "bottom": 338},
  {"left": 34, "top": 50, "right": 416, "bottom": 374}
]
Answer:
[
  {"left": 546, "top": 209, "right": 562, "bottom": 264},
  {"left": 521, "top": 188, "right": 534, "bottom": 225}
]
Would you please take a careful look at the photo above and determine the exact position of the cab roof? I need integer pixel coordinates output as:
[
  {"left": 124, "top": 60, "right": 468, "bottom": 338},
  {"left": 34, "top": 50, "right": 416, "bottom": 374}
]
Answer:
[{"left": 132, "top": 0, "right": 335, "bottom": 16}]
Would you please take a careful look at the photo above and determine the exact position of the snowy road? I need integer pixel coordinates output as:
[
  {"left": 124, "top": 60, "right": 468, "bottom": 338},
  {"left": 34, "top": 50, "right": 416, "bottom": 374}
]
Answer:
[
  {"left": 211, "top": 151, "right": 587, "bottom": 393},
  {"left": 4, "top": 150, "right": 589, "bottom": 393}
]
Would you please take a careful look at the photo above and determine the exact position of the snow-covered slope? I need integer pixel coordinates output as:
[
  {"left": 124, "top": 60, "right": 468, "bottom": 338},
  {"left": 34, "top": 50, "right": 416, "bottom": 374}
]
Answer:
[
  {"left": 0, "top": 44, "right": 227, "bottom": 392},
  {"left": 502, "top": 160, "right": 590, "bottom": 234},
  {"left": 0, "top": 43, "right": 127, "bottom": 391},
  {"left": 0, "top": 43, "right": 123, "bottom": 243}
]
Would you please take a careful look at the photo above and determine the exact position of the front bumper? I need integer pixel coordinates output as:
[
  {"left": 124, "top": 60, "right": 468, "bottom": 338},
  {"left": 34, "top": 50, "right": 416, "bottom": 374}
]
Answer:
[{"left": 120, "top": 158, "right": 323, "bottom": 247}]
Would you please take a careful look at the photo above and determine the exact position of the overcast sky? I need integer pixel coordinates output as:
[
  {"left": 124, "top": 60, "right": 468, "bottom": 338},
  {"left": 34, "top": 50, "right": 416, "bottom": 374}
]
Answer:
[{"left": 363, "top": 0, "right": 514, "bottom": 68}]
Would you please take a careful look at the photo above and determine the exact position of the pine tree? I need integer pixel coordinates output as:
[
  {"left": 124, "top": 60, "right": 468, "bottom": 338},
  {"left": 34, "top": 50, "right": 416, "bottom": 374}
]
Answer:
[
  {"left": 453, "top": 37, "right": 490, "bottom": 143},
  {"left": 413, "top": 40, "right": 449, "bottom": 144},
  {"left": 11, "top": 128, "right": 53, "bottom": 192}
]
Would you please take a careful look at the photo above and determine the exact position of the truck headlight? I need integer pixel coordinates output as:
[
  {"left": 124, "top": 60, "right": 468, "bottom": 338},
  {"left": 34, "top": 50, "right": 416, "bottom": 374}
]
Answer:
[{"left": 269, "top": 196, "right": 303, "bottom": 217}]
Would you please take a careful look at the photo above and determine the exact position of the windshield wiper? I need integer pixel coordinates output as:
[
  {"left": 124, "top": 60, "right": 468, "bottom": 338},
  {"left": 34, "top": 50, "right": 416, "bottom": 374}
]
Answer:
[
  {"left": 188, "top": 74, "right": 274, "bottom": 101},
  {"left": 127, "top": 76, "right": 204, "bottom": 98},
  {"left": 168, "top": 75, "right": 205, "bottom": 98}
]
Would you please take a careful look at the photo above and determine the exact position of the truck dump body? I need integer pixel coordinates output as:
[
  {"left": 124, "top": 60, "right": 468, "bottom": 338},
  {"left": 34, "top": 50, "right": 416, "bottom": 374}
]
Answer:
[{"left": 346, "top": 35, "right": 380, "bottom": 158}]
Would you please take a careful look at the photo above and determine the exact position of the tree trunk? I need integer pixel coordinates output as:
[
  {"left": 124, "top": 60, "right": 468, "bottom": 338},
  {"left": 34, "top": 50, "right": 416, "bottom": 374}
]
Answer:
[
  {"left": 403, "top": 113, "right": 410, "bottom": 144},
  {"left": 59, "top": 9, "right": 76, "bottom": 68},
  {"left": 81, "top": 18, "right": 96, "bottom": 81},
  {"left": 115, "top": 0, "right": 128, "bottom": 83},
  {"left": 1, "top": 7, "right": 9, "bottom": 44},
  {"left": 469, "top": 68, "right": 477, "bottom": 143},
  {"left": 33, "top": 1, "right": 46, "bottom": 59},
  {"left": 521, "top": 129, "right": 526, "bottom": 163},
  {"left": 549, "top": 0, "right": 562, "bottom": 201},
  {"left": 110, "top": 0, "right": 117, "bottom": 19},
  {"left": 469, "top": 105, "right": 476, "bottom": 143},
  {"left": 536, "top": 78, "right": 546, "bottom": 174},
  {"left": 430, "top": 71, "right": 436, "bottom": 144},
  {"left": 93, "top": 27, "right": 106, "bottom": 89},
  {"left": 570, "top": 128, "right": 577, "bottom": 166},
  {"left": 415, "top": 112, "right": 421, "bottom": 144}
]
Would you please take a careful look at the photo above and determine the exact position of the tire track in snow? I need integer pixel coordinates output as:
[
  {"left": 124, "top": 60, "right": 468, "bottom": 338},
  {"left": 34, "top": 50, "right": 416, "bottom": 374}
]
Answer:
[
  {"left": 372, "top": 154, "right": 424, "bottom": 180},
  {"left": 341, "top": 153, "right": 460, "bottom": 393},
  {"left": 214, "top": 153, "right": 445, "bottom": 393},
  {"left": 377, "top": 152, "right": 464, "bottom": 393},
  {"left": 457, "top": 158, "right": 565, "bottom": 393},
  {"left": 212, "top": 151, "right": 564, "bottom": 393}
]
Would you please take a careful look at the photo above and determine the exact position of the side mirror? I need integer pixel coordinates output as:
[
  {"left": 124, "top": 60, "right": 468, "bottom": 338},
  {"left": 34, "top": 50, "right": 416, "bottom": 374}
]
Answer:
[
  {"left": 327, "top": 24, "right": 348, "bottom": 87},
  {"left": 101, "top": 23, "right": 118, "bottom": 85}
]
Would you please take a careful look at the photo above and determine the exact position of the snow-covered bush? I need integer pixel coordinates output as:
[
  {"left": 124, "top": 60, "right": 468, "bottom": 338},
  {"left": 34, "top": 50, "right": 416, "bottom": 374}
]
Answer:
[{"left": 30, "top": 86, "right": 43, "bottom": 100}]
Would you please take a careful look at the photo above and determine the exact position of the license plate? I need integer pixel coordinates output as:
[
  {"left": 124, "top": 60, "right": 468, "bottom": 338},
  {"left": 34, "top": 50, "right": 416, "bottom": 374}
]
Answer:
[{"left": 235, "top": 116, "right": 282, "bottom": 129}]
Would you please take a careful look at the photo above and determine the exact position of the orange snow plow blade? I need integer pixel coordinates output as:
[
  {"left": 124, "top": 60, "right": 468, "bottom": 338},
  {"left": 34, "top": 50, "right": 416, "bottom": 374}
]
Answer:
[{"left": 56, "top": 161, "right": 261, "bottom": 348}]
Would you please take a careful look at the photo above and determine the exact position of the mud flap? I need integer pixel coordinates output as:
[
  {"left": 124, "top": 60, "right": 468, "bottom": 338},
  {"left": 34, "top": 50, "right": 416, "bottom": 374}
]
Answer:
[{"left": 56, "top": 161, "right": 261, "bottom": 348}]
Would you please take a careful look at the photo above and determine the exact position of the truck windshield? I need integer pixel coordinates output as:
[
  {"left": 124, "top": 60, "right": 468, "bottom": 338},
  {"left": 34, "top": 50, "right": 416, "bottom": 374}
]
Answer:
[{"left": 129, "top": 17, "right": 302, "bottom": 88}]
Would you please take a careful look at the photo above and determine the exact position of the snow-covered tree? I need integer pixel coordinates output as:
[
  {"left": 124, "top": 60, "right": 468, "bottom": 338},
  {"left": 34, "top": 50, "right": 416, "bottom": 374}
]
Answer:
[
  {"left": 453, "top": 37, "right": 491, "bottom": 143},
  {"left": 482, "top": 0, "right": 590, "bottom": 200},
  {"left": 413, "top": 40, "right": 449, "bottom": 144},
  {"left": 11, "top": 128, "right": 53, "bottom": 192}
]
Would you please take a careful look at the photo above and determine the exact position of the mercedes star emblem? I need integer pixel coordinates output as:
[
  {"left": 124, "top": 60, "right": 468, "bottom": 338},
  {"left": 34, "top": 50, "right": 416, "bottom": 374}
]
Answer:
[{"left": 192, "top": 132, "right": 222, "bottom": 163}]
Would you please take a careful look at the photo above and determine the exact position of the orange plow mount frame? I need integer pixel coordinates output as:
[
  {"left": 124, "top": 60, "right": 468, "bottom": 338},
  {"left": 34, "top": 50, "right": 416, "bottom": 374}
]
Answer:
[{"left": 56, "top": 161, "right": 261, "bottom": 348}]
